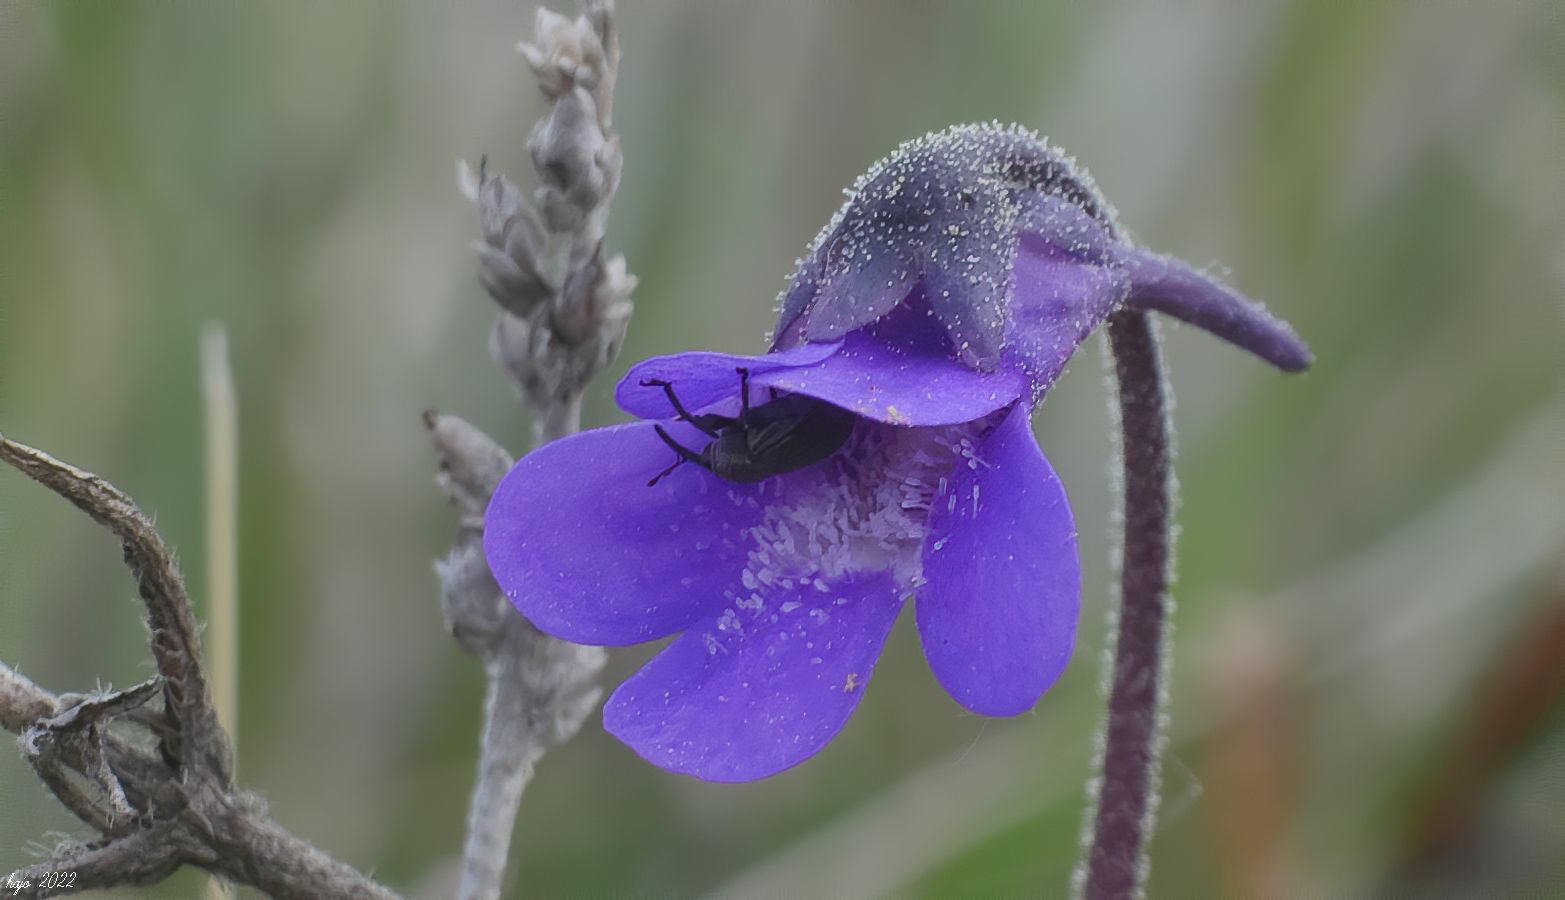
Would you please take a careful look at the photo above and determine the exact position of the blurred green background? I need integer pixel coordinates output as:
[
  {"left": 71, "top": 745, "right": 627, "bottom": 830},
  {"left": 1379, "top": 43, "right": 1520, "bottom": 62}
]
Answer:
[{"left": 2, "top": 0, "right": 1562, "bottom": 897}]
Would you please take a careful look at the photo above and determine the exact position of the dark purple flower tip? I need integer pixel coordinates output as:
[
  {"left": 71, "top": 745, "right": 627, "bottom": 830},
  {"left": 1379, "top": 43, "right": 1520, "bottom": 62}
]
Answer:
[
  {"left": 1119, "top": 248, "right": 1314, "bottom": 372},
  {"left": 486, "top": 384, "right": 1082, "bottom": 779},
  {"left": 771, "top": 122, "right": 1311, "bottom": 388}
]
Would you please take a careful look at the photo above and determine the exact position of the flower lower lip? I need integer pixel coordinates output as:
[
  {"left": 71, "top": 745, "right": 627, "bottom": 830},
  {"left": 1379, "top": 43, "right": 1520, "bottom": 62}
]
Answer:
[{"left": 485, "top": 398, "right": 1081, "bottom": 781}]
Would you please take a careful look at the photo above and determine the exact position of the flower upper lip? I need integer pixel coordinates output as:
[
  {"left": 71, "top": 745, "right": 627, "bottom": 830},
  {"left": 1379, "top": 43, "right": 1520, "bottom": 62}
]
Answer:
[
  {"left": 774, "top": 123, "right": 1311, "bottom": 380},
  {"left": 619, "top": 326, "right": 1030, "bottom": 428}
]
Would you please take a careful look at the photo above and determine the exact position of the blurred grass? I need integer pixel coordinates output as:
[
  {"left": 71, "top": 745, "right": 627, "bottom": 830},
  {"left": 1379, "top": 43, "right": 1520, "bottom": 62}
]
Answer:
[{"left": 2, "top": 0, "right": 1562, "bottom": 897}]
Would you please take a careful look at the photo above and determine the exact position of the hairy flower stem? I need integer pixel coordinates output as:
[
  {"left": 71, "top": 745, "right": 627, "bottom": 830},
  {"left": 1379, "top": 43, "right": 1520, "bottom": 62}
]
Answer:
[{"left": 1082, "top": 309, "right": 1175, "bottom": 899}]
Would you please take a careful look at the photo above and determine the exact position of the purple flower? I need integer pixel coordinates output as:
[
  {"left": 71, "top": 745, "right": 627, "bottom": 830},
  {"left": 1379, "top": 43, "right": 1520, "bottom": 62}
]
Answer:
[{"left": 483, "top": 124, "right": 1309, "bottom": 782}]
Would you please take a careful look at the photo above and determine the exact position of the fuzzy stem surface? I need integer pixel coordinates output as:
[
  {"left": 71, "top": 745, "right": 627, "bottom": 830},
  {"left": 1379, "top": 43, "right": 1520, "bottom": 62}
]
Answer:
[{"left": 1082, "top": 310, "right": 1176, "bottom": 899}]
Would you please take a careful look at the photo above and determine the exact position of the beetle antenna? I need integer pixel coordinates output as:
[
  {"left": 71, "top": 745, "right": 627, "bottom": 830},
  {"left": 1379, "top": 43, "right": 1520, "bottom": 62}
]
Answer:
[{"left": 647, "top": 457, "right": 684, "bottom": 487}]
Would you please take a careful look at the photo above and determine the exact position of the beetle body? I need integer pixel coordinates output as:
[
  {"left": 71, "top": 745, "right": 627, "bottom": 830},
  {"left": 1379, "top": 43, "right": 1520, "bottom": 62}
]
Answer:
[{"left": 645, "top": 370, "right": 856, "bottom": 486}]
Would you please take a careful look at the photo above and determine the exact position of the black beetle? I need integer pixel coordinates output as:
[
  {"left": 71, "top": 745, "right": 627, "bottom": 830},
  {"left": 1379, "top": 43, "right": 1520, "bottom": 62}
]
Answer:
[{"left": 644, "top": 368, "right": 857, "bottom": 486}]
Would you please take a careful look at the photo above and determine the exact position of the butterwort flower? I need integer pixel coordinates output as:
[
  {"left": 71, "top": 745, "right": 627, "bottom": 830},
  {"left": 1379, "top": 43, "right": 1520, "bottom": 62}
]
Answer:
[{"left": 484, "top": 123, "right": 1309, "bottom": 782}]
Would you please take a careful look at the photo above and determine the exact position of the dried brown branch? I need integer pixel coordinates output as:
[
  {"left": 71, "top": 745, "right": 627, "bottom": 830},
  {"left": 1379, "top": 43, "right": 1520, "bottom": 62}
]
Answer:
[
  {"left": 0, "top": 436, "right": 224, "bottom": 780},
  {"left": 1, "top": 434, "right": 400, "bottom": 900},
  {"left": 6, "top": 826, "right": 185, "bottom": 894},
  {"left": 0, "top": 663, "right": 57, "bottom": 733}
]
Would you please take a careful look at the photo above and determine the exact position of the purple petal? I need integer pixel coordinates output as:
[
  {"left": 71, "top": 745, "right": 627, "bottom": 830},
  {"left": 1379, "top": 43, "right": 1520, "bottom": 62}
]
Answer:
[
  {"left": 484, "top": 421, "right": 768, "bottom": 645},
  {"left": 802, "top": 242, "right": 921, "bottom": 343},
  {"left": 772, "top": 252, "right": 829, "bottom": 350},
  {"left": 1002, "top": 235, "right": 1130, "bottom": 392},
  {"left": 916, "top": 403, "right": 1080, "bottom": 716},
  {"left": 620, "top": 316, "right": 1026, "bottom": 428},
  {"left": 617, "top": 341, "right": 843, "bottom": 420},
  {"left": 755, "top": 326, "right": 1027, "bottom": 426},
  {"left": 918, "top": 209, "right": 1015, "bottom": 370},
  {"left": 604, "top": 569, "right": 905, "bottom": 782},
  {"left": 1017, "top": 191, "right": 1119, "bottom": 265},
  {"left": 1121, "top": 247, "right": 1313, "bottom": 372}
]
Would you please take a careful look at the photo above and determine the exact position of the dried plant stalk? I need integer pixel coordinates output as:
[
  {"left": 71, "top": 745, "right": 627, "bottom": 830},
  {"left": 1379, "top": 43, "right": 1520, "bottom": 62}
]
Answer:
[{"left": 432, "top": 2, "right": 635, "bottom": 898}]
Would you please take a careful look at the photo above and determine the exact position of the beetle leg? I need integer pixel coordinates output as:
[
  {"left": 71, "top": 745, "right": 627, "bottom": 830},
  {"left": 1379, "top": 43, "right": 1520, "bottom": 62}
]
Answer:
[
  {"left": 736, "top": 367, "right": 753, "bottom": 418},
  {"left": 641, "top": 378, "right": 698, "bottom": 422},
  {"left": 640, "top": 378, "right": 732, "bottom": 437},
  {"left": 653, "top": 424, "right": 709, "bottom": 469}
]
